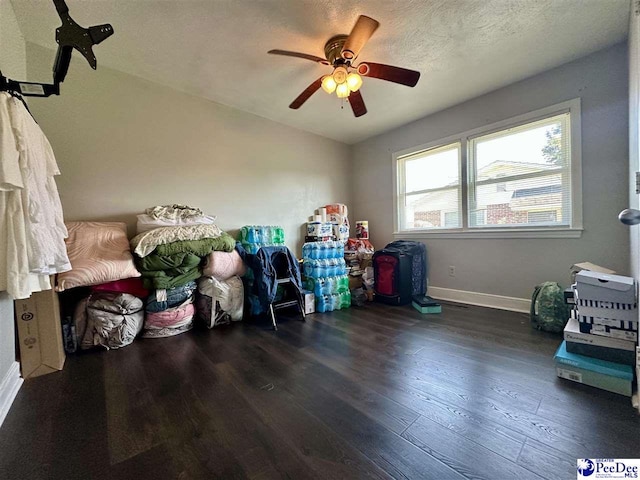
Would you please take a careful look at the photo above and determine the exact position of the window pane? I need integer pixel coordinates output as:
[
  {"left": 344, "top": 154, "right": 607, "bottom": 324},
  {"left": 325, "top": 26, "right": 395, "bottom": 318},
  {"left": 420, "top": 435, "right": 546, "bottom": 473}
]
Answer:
[
  {"left": 470, "top": 173, "right": 568, "bottom": 227},
  {"left": 474, "top": 114, "right": 569, "bottom": 178},
  {"left": 403, "top": 188, "right": 460, "bottom": 229},
  {"left": 469, "top": 113, "right": 571, "bottom": 228},
  {"left": 404, "top": 144, "right": 459, "bottom": 193}
]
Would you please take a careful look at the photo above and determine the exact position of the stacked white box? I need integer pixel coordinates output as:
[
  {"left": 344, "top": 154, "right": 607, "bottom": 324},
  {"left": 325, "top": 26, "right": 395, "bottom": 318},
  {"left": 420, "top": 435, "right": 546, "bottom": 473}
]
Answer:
[{"left": 574, "top": 271, "right": 638, "bottom": 335}]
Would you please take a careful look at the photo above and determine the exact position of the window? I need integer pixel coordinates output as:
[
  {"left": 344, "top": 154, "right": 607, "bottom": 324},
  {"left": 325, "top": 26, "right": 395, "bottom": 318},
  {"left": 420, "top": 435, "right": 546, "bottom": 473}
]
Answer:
[
  {"left": 396, "top": 143, "right": 461, "bottom": 230},
  {"left": 393, "top": 99, "right": 582, "bottom": 238}
]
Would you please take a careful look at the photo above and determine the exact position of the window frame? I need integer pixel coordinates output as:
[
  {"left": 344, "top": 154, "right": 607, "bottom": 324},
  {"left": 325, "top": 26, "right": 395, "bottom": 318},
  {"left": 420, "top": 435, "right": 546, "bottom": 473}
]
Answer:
[
  {"left": 396, "top": 140, "right": 462, "bottom": 230},
  {"left": 392, "top": 99, "right": 583, "bottom": 239}
]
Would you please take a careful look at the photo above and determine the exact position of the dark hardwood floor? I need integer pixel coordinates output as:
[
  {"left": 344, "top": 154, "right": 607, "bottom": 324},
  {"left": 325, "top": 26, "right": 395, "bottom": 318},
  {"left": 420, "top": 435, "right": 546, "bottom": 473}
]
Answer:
[{"left": 1, "top": 301, "right": 639, "bottom": 480}]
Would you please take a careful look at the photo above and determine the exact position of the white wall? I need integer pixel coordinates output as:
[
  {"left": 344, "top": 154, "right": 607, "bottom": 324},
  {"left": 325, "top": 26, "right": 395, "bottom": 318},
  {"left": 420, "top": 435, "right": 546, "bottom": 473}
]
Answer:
[
  {"left": 0, "top": 0, "right": 25, "bottom": 407},
  {"left": 0, "top": 0, "right": 25, "bottom": 79},
  {"left": 25, "top": 43, "right": 351, "bottom": 250},
  {"left": 351, "top": 43, "right": 630, "bottom": 300}
]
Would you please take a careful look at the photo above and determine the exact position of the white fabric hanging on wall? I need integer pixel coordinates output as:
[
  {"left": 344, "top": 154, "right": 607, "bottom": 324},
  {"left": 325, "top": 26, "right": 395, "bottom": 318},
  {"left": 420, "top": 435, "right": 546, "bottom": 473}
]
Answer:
[{"left": 0, "top": 92, "right": 70, "bottom": 299}]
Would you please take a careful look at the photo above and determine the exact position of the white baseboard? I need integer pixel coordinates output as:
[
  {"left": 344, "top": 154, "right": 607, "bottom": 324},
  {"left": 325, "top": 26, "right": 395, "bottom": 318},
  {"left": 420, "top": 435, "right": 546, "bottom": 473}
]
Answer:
[
  {"left": 429, "top": 286, "right": 531, "bottom": 313},
  {"left": 0, "top": 362, "right": 23, "bottom": 429}
]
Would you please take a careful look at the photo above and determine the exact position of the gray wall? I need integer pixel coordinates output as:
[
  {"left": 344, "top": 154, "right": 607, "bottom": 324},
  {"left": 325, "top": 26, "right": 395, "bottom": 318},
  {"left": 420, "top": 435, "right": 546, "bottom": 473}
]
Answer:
[
  {"left": 25, "top": 43, "right": 351, "bottom": 250},
  {"left": 0, "top": 0, "right": 26, "bottom": 383},
  {"left": 351, "top": 43, "right": 630, "bottom": 299}
]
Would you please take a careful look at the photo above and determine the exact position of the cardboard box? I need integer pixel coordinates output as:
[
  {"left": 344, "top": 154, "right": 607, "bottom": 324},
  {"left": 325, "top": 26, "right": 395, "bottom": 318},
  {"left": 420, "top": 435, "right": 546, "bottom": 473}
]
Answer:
[
  {"left": 570, "top": 262, "right": 616, "bottom": 283},
  {"left": 348, "top": 275, "right": 363, "bottom": 290},
  {"left": 15, "top": 287, "right": 65, "bottom": 379}
]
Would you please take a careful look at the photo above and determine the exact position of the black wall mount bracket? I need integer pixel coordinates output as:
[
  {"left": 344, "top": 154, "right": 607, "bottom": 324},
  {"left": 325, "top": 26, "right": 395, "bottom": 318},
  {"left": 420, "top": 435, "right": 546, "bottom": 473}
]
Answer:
[{"left": 0, "top": 0, "right": 114, "bottom": 97}]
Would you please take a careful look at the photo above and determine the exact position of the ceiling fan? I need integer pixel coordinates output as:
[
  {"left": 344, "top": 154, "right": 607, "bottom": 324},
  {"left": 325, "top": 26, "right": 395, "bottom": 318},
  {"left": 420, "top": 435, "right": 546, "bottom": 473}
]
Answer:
[{"left": 268, "top": 15, "right": 420, "bottom": 118}]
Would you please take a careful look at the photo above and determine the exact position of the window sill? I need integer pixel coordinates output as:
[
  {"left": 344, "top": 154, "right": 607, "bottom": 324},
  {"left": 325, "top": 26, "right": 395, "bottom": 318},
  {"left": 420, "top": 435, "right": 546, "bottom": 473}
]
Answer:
[{"left": 392, "top": 227, "right": 583, "bottom": 239}]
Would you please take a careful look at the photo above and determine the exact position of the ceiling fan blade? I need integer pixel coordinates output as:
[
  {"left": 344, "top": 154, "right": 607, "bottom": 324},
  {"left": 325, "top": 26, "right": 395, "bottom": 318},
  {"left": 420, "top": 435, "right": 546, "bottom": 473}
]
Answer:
[
  {"left": 268, "top": 49, "right": 329, "bottom": 65},
  {"left": 358, "top": 62, "right": 420, "bottom": 87},
  {"left": 289, "top": 77, "right": 324, "bottom": 109},
  {"left": 341, "top": 15, "right": 379, "bottom": 61},
  {"left": 349, "top": 90, "right": 367, "bottom": 117}
]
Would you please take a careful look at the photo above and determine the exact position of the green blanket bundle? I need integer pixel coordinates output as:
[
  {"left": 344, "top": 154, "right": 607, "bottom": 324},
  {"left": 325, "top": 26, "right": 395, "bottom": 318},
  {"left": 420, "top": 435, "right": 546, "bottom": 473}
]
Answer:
[{"left": 136, "top": 232, "right": 237, "bottom": 289}]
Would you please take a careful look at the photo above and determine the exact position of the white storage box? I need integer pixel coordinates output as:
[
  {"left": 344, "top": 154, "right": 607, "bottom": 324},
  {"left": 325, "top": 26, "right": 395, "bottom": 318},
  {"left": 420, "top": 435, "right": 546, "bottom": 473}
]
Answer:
[
  {"left": 579, "top": 321, "right": 638, "bottom": 342},
  {"left": 575, "top": 270, "right": 637, "bottom": 309},
  {"left": 575, "top": 296, "right": 638, "bottom": 322},
  {"left": 303, "top": 290, "right": 315, "bottom": 314},
  {"left": 579, "top": 315, "right": 638, "bottom": 331},
  {"left": 564, "top": 317, "right": 636, "bottom": 351}
]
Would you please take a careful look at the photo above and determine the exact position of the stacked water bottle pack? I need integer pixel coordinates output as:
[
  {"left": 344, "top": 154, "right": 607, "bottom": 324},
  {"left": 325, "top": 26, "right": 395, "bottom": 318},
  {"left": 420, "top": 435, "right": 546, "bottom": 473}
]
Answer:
[
  {"left": 239, "top": 225, "right": 285, "bottom": 254},
  {"left": 302, "top": 241, "right": 351, "bottom": 313}
]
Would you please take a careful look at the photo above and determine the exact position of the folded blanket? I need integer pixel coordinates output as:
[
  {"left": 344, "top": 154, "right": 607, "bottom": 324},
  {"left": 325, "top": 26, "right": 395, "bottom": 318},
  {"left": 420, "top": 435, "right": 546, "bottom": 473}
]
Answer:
[
  {"left": 145, "top": 300, "right": 195, "bottom": 329},
  {"left": 153, "top": 233, "right": 236, "bottom": 257},
  {"left": 137, "top": 252, "right": 202, "bottom": 273},
  {"left": 92, "top": 277, "right": 149, "bottom": 299},
  {"left": 146, "top": 281, "right": 197, "bottom": 313},
  {"left": 145, "top": 204, "right": 203, "bottom": 220},
  {"left": 131, "top": 224, "right": 223, "bottom": 257},
  {"left": 136, "top": 213, "right": 217, "bottom": 234},
  {"left": 141, "top": 267, "right": 201, "bottom": 290}
]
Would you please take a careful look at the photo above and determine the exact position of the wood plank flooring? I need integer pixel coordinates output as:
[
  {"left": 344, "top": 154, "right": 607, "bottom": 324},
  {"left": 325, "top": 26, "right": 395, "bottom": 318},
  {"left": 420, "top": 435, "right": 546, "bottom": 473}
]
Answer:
[{"left": 1, "top": 301, "right": 639, "bottom": 480}]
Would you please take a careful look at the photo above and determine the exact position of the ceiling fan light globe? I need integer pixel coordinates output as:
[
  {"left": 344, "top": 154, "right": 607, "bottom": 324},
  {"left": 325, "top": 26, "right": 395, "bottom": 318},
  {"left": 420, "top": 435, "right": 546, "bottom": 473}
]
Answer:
[
  {"left": 332, "top": 66, "right": 348, "bottom": 85},
  {"left": 346, "top": 72, "right": 363, "bottom": 91},
  {"left": 321, "top": 75, "right": 337, "bottom": 94},
  {"left": 336, "top": 83, "right": 349, "bottom": 98}
]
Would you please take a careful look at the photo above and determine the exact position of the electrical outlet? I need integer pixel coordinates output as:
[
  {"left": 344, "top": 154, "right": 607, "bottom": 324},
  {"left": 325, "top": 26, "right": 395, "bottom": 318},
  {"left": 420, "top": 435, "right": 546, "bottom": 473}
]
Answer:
[{"left": 448, "top": 266, "right": 456, "bottom": 277}]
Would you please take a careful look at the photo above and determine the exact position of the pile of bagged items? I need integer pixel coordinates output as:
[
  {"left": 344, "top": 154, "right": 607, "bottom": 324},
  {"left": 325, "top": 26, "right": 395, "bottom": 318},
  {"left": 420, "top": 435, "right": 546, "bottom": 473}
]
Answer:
[
  {"left": 56, "top": 221, "right": 145, "bottom": 352},
  {"left": 195, "top": 246, "right": 246, "bottom": 328},
  {"left": 555, "top": 263, "right": 636, "bottom": 397},
  {"left": 131, "top": 205, "right": 236, "bottom": 337},
  {"left": 344, "top": 238, "right": 375, "bottom": 300}
]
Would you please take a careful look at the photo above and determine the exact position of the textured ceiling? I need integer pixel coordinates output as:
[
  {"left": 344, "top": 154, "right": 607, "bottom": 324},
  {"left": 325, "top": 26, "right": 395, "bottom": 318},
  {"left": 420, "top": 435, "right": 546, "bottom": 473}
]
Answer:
[{"left": 9, "top": 0, "right": 630, "bottom": 144}]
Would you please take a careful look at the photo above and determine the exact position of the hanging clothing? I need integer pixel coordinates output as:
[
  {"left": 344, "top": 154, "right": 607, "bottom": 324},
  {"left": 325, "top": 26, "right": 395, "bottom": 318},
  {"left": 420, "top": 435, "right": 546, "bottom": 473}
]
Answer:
[{"left": 0, "top": 92, "right": 70, "bottom": 299}]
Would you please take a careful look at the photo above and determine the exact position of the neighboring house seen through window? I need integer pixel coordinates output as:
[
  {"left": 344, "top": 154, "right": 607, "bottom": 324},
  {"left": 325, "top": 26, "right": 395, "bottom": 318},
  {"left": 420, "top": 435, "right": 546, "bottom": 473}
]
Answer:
[{"left": 393, "top": 99, "right": 582, "bottom": 238}]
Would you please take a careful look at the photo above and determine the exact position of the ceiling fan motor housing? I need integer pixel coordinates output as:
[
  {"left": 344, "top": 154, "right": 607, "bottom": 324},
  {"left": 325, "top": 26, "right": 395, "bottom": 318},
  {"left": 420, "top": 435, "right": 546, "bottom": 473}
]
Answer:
[{"left": 324, "top": 34, "right": 349, "bottom": 65}]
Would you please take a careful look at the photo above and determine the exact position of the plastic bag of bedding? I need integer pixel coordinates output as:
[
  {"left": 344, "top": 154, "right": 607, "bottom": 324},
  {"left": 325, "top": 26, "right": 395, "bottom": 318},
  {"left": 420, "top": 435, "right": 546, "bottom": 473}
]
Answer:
[
  {"left": 196, "top": 276, "right": 244, "bottom": 328},
  {"left": 73, "top": 292, "right": 144, "bottom": 350},
  {"left": 142, "top": 298, "right": 195, "bottom": 338}
]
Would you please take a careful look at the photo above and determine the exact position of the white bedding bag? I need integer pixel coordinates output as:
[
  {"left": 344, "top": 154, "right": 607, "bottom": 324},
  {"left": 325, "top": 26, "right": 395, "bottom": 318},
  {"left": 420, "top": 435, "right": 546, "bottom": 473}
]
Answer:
[{"left": 196, "top": 275, "right": 244, "bottom": 328}]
